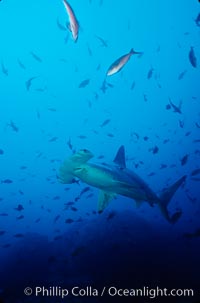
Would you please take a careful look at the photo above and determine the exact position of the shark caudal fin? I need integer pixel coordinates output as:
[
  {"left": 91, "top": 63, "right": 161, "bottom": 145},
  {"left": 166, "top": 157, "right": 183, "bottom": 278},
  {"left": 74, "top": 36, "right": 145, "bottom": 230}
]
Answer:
[
  {"left": 58, "top": 149, "right": 93, "bottom": 184},
  {"left": 158, "top": 175, "right": 186, "bottom": 223}
]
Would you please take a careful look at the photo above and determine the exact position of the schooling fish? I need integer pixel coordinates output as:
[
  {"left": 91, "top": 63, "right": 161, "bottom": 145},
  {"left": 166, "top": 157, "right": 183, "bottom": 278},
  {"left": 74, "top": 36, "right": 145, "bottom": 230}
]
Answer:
[
  {"left": 169, "top": 98, "right": 182, "bottom": 114},
  {"left": 1, "top": 179, "right": 13, "bottom": 184},
  {"left": 1, "top": 61, "right": 8, "bottom": 76},
  {"left": 78, "top": 79, "right": 90, "bottom": 88},
  {"left": 189, "top": 47, "right": 197, "bottom": 68},
  {"left": 30, "top": 52, "right": 42, "bottom": 63},
  {"left": 95, "top": 35, "right": 108, "bottom": 47},
  {"left": 106, "top": 48, "right": 142, "bottom": 76},
  {"left": 63, "top": 0, "right": 79, "bottom": 42},
  {"left": 191, "top": 168, "right": 200, "bottom": 176},
  {"left": 100, "top": 119, "right": 111, "bottom": 127},
  {"left": 7, "top": 120, "right": 19, "bottom": 132}
]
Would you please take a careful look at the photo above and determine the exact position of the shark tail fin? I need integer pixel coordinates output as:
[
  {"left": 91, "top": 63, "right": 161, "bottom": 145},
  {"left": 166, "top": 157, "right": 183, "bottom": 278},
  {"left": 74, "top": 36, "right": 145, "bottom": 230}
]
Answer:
[{"left": 158, "top": 175, "right": 186, "bottom": 224}]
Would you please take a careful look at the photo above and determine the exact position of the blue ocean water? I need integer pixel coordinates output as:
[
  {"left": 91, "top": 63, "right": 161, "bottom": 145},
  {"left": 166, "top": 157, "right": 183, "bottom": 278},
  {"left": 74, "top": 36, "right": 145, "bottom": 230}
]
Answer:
[{"left": 0, "top": 0, "right": 200, "bottom": 302}]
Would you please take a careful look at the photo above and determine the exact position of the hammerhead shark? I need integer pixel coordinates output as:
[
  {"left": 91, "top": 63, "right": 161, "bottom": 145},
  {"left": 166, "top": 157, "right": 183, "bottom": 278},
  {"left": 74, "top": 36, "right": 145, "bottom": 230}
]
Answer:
[{"left": 58, "top": 146, "right": 186, "bottom": 223}]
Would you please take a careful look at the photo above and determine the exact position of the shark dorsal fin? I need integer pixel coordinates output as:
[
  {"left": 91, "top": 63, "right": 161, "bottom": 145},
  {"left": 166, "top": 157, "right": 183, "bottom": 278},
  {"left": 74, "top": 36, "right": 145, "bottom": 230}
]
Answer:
[{"left": 113, "top": 145, "right": 126, "bottom": 168}]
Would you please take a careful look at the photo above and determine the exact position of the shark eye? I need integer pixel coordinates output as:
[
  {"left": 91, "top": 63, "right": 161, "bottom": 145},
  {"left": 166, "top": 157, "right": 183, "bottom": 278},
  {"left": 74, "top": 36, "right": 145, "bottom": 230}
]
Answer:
[{"left": 82, "top": 149, "right": 89, "bottom": 153}]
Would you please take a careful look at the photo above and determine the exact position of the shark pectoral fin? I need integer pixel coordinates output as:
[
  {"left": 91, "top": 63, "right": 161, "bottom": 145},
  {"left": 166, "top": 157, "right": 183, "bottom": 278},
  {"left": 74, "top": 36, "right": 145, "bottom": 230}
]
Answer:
[
  {"left": 98, "top": 191, "right": 115, "bottom": 213},
  {"left": 58, "top": 159, "right": 75, "bottom": 184},
  {"left": 57, "top": 172, "right": 74, "bottom": 184}
]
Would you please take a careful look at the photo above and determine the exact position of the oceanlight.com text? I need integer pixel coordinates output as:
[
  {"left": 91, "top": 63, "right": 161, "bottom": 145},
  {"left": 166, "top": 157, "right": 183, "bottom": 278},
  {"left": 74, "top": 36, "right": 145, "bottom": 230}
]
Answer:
[{"left": 24, "top": 286, "right": 195, "bottom": 299}]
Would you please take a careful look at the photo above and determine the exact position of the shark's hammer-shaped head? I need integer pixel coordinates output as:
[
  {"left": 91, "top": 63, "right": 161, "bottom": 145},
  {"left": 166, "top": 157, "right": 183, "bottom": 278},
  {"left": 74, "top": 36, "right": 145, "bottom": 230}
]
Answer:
[{"left": 58, "top": 149, "right": 93, "bottom": 184}]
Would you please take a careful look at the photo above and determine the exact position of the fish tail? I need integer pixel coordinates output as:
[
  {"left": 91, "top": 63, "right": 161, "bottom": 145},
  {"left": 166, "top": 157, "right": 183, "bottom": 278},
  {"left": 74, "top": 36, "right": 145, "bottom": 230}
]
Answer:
[
  {"left": 130, "top": 48, "right": 142, "bottom": 55},
  {"left": 158, "top": 175, "right": 186, "bottom": 224}
]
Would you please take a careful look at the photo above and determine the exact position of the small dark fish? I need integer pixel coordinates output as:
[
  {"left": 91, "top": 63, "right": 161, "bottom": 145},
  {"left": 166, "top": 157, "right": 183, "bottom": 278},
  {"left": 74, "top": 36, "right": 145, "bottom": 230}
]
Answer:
[
  {"left": 78, "top": 79, "right": 90, "bottom": 88},
  {"left": 71, "top": 245, "right": 85, "bottom": 257},
  {"left": 160, "top": 164, "right": 167, "bottom": 169},
  {"left": 75, "top": 195, "right": 80, "bottom": 202},
  {"left": 54, "top": 215, "right": 60, "bottom": 223},
  {"left": 1, "top": 179, "right": 13, "bottom": 184},
  {"left": 56, "top": 18, "right": 67, "bottom": 31},
  {"left": 49, "top": 136, "right": 58, "bottom": 142},
  {"left": 191, "top": 177, "right": 200, "bottom": 182},
  {"left": 30, "top": 51, "right": 42, "bottom": 62},
  {"left": 143, "top": 94, "right": 148, "bottom": 102},
  {"left": 195, "top": 122, "right": 200, "bottom": 129},
  {"left": 185, "top": 131, "right": 191, "bottom": 137},
  {"left": 80, "top": 186, "right": 90, "bottom": 196},
  {"left": 181, "top": 154, "right": 189, "bottom": 166},
  {"left": 191, "top": 168, "right": 200, "bottom": 176},
  {"left": 14, "top": 233, "right": 24, "bottom": 238},
  {"left": 36, "top": 110, "right": 40, "bottom": 119},
  {"left": 100, "top": 119, "right": 111, "bottom": 127},
  {"left": 67, "top": 137, "right": 73, "bottom": 151},
  {"left": 131, "top": 132, "right": 139, "bottom": 140},
  {"left": 7, "top": 120, "right": 19, "bottom": 132},
  {"left": 1, "top": 61, "right": 8, "bottom": 76},
  {"left": 53, "top": 196, "right": 60, "bottom": 200},
  {"left": 54, "top": 235, "right": 63, "bottom": 241},
  {"left": 178, "top": 70, "right": 187, "bottom": 80},
  {"left": 149, "top": 145, "right": 159, "bottom": 154},
  {"left": 0, "top": 231, "right": 6, "bottom": 236},
  {"left": 0, "top": 149, "right": 4, "bottom": 155},
  {"left": 147, "top": 172, "right": 155, "bottom": 177},
  {"left": 48, "top": 108, "right": 57, "bottom": 112},
  {"left": 130, "top": 81, "right": 135, "bottom": 90},
  {"left": 25, "top": 77, "right": 37, "bottom": 91},
  {"left": 100, "top": 80, "right": 108, "bottom": 93},
  {"left": 165, "top": 104, "right": 171, "bottom": 110},
  {"left": 195, "top": 13, "right": 200, "bottom": 27},
  {"left": 95, "top": 35, "right": 108, "bottom": 47},
  {"left": 143, "top": 136, "right": 149, "bottom": 141},
  {"left": 19, "top": 190, "right": 24, "bottom": 195},
  {"left": 0, "top": 213, "right": 8, "bottom": 216},
  {"left": 14, "top": 204, "right": 24, "bottom": 211},
  {"left": 65, "top": 218, "right": 74, "bottom": 224},
  {"left": 77, "top": 135, "right": 87, "bottom": 139},
  {"left": 35, "top": 218, "right": 41, "bottom": 223},
  {"left": 17, "top": 59, "right": 26, "bottom": 70},
  {"left": 184, "top": 228, "right": 200, "bottom": 239},
  {"left": 169, "top": 98, "right": 182, "bottom": 114},
  {"left": 2, "top": 244, "right": 11, "bottom": 248},
  {"left": 189, "top": 47, "right": 197, "bottom": 68},
  {"left": 16, "top": 215, "right": 24, "bottom": 220},
  {"left": 107, "top": 133, "right": 114, "bottom": 138},
  {"left": 70, "top": 206, "right": 78, "bottom": 212},
  {"left": 179, "top": 120, "right": 184, "bottom": 128},
  {"left": 87, "top": 43, "right": 93, "bottom": 56},
  {"left": 107, "top": 211, "right": 116, "bottom": 220},
  {"left": 65, "top": 201, "right": 74, "bottom": 206},
  {"left": 20, "top": 165, "right": 27, "bottom": 170},
  {"left": 147, "top": 67, "right": 154, "bottom": 79},
  {"left": 163, "top": 139, "right": 169, "bottom": 144}
]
